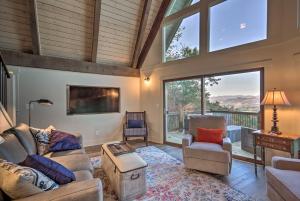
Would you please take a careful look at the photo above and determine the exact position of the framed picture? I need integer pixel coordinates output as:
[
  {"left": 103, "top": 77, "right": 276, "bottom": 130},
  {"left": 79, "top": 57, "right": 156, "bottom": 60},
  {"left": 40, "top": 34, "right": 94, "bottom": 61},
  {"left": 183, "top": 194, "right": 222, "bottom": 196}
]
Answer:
[{"left": 67, "top": 85, "right": 120, "bottom": 115}]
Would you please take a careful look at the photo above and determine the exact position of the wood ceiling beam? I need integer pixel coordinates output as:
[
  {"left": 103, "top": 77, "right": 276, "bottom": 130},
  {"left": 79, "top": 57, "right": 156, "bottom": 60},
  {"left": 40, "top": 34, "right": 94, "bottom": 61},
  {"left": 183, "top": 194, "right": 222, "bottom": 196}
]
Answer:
[
  {"left": 136, "top": 0, "right": 172, "bottom": 69},
  {"left": 28, "top": 0, "right": 41, "bottom": 55},
  {"left": 91, "top": 0, "right": 102, "bottom": 62},
  {"left": 0, "top": 50, "right": 140, "bottom": 77},
  {"left": 131, "top": 0, "right": 152, "bottom": 68}
]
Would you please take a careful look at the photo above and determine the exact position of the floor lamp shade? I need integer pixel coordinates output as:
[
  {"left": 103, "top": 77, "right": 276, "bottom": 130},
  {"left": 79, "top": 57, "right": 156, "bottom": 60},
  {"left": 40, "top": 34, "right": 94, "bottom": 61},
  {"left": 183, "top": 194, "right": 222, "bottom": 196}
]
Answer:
[{"left": 261, "top": 89, "right": 290, "bottom": 134}]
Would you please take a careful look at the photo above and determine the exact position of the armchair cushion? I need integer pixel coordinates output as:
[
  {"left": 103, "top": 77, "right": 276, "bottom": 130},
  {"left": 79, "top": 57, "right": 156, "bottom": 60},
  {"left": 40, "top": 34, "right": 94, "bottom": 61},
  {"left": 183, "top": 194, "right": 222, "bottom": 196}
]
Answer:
[
  {"left": 272, "top": 156, "right": 300, "bottom": 172},
  {"left": 128, "top": 120, "right": 144, "bottom": 128},
  {"left": 196, "top": 128, "right": 223, "bottom": 145},
  {"left": 266, "top": 167, "right": 300, "bottom": 201},
  {"left": 124, "top": 127, "right": 147, "bottom": 136},
  {"left": 184, "top": 142, "right": 230, "bottom": 163}
]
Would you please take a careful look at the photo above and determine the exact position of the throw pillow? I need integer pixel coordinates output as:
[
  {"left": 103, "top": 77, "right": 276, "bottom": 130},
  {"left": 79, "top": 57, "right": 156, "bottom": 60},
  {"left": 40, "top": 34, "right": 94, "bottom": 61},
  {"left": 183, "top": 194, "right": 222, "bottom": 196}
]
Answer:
[
  {"left": 0, "top": 159, "right": 58, "bottom": 200},
  {"left": 30, "top": 125, "right": 56, "bottom": 155},
  {"left": 128, "top": 120, "right": 144, "bottom": 128},
  {"left": 196, "top": 128, "right": 223, "bottom": 145},
  {"left": 19, "top": 155, "right": 75, "bottom": 185},
  {"left": 49, "top": 130, "right": 81, "bottom": 152}
]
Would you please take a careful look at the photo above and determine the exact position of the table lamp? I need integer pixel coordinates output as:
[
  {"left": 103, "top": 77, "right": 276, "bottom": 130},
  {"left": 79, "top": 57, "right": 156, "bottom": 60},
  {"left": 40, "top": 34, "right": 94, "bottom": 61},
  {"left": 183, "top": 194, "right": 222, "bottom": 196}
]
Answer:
[
  {"left": 28, "top": 99, "right": 53, "bottom": 126},
  {"left": 261, "top": 88, "right": 290, "bottom": 134}
]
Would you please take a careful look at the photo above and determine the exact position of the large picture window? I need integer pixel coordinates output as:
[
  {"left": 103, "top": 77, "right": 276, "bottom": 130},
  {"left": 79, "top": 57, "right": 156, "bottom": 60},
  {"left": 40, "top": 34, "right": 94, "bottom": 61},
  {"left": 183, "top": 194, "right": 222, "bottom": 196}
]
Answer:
[
  {"left": 164, "top": 13, "right": 200, "bottom": 62},
  {"left": 209, "top": 0, "right": 268, "bottom": 52}
]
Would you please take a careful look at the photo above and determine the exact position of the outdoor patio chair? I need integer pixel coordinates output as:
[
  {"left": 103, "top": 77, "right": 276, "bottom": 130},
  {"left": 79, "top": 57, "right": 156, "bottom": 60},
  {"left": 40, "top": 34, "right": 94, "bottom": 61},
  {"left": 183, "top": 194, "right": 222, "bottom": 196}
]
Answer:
[
  {"left": 182, "top": 115, "right": 232, "bottom": 176},
  {"left": 123, "top": 111, "right": 148, "bottom": 146}
]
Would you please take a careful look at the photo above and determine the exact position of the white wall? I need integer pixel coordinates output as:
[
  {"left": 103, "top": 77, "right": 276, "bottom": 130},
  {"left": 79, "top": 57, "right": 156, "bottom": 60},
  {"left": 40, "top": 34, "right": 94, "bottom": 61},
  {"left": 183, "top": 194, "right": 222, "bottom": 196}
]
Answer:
[
  {"left": 140, "top": 0, "right": 300, "bottom": 162},
  {"left": 8, "top": 66, "right": 140, "bottom": 147}
]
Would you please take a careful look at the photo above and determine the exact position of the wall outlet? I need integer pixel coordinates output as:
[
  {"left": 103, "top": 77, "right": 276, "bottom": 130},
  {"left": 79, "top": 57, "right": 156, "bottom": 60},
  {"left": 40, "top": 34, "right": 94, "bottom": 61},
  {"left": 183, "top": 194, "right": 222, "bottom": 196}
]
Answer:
[{"left": 95, "top": 130, "right": 101, "bottom": 136}]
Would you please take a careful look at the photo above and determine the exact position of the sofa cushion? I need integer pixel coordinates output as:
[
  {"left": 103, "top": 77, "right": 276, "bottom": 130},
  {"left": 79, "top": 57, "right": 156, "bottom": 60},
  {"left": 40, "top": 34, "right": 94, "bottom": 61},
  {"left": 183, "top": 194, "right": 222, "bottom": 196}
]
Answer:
[
  {"left": 20, "top": 154, "right": 75, "bottom": 185},
  {"left": 30, "top": 126, "right": 55, "bottom": 155},
  {"left": 48, "top": 154, "right": 93, "bottom": 173},
  {"left": 10, "top": 123, "right": 37, "bottom": 155},
  {"left": 73, "top": 170, "right": 93, "bottom": 182},
  {"left": 0, "top": 160, "right": 58, "bottom": 200},
  {"left": 44, "top": 148, "right": 86, "bottom": 158},
  {"left": 49, "top": 130, "right": 81, "bottom": 152},
  {"left": 266, "top": 167, "right": 300, "bottom": 201},
  {"left": 184, "top": 142, "right": 230, "bottom": 163},
  {"left": 0, "top": 132, "right": 28, "bottom": 163}
]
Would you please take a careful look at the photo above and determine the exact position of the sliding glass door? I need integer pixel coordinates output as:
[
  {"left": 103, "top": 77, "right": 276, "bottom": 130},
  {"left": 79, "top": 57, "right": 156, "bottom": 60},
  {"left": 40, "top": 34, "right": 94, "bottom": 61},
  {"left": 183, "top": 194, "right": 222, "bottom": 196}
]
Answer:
[
  {"left": 163, "top": 69, "right": 263, "bottom": 161},
  {"left": 164, "top": 78, "right": 202, "bottom": 145}
]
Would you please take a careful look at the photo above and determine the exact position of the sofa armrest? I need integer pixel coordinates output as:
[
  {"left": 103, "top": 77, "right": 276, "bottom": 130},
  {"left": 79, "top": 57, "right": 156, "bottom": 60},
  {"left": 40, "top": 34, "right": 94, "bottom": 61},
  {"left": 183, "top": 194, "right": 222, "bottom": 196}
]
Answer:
[
  {"left": 15, "top": 179, "right": 103, "bottom": 201},
  {"left": 272, "top": 156, "right": 300, "bottom": 172},
  {"left": 182, "top": 134, "right": 193, "bottom": 147},
  {"left": 222, "top": 137, "right": 232, "bottom": 154}
]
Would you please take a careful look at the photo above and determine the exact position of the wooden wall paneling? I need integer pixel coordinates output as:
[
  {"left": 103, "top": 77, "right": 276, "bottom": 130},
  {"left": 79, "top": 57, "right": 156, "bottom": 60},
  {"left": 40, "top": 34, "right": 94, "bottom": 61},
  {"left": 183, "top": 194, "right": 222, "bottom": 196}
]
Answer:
[
  {"left": 28, "top": 0, "right": 41, "bottom": 55},
  {"left": 91, "top": 0, "right": 101, "bottom": 62},
  {"left": 136, "top": 0, "right": 172, "bottom": 68},
  {"left": 96, "top": 0, "right": 143, "bottom": 66},
  {"left": 0, "top": 0, "right": 32, "bottom": 52},
  {"left": 131, "top": 0, "right": 152, "bottom": 68},
  {"left": 36, "top": 0, "right": 94, "bottom": 61}
]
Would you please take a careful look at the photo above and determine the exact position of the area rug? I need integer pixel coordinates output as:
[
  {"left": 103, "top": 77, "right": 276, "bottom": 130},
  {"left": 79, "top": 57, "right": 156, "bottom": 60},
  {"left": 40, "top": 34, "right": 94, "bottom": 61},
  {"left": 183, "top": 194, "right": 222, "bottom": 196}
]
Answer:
[{"left": 92, "top": 146, "right": 255, "bottom": 201}]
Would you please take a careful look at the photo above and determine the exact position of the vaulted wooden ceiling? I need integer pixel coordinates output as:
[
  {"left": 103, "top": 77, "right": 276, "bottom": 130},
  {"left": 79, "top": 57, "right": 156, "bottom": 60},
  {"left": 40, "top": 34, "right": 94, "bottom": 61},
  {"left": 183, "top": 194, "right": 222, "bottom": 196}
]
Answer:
[{"left": 0, "top": 0, "right": 170, "bottom": 76}]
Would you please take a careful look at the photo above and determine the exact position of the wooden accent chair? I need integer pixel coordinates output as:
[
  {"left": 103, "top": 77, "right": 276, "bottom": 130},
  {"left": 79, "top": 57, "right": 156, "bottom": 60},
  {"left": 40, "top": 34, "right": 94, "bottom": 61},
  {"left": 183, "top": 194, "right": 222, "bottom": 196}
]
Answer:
[
  {"left": 123, "top": 111, "right": 148, "bottom": 146},
  {"left": 182, "top": 115, "right": 232, "bottom": 176}
]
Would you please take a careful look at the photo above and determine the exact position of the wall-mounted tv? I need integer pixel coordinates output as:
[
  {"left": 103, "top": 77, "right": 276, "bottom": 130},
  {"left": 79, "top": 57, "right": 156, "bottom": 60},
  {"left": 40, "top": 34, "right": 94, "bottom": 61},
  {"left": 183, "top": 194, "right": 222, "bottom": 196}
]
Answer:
[{"left": 67, "top": 85, "right": 120, "bottom": 115}]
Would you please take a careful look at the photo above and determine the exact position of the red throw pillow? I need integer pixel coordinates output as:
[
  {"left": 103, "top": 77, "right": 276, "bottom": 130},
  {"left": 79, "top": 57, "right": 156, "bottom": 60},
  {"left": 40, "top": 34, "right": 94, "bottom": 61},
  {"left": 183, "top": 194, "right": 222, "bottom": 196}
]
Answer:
[{"left": 196, "top": 128, "right": 223, "bottom": 145}]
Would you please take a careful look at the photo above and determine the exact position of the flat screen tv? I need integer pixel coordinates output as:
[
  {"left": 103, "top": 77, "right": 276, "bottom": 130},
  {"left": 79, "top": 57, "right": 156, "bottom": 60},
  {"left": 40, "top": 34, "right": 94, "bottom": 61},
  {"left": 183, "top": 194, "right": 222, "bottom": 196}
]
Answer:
[{"left": 67, "top": 85, "right": 120, "bottom": 115}]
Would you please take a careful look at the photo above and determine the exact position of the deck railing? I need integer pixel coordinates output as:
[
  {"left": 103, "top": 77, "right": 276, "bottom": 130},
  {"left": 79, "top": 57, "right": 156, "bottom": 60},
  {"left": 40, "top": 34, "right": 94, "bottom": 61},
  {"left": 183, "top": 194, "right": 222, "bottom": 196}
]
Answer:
[
  {"left": 167, "top": 110, "right": 260, "bottom": 131},
  {"left": 0, "top": 54, "right": 10, "bottom": 110}
]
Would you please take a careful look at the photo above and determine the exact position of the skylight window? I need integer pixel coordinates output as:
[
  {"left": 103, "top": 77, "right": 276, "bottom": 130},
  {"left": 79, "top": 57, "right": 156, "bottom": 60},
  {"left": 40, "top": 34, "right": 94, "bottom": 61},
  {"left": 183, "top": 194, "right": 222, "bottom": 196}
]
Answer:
[{"left": 209, "top": 0, "right": 268, "bottom": 52}]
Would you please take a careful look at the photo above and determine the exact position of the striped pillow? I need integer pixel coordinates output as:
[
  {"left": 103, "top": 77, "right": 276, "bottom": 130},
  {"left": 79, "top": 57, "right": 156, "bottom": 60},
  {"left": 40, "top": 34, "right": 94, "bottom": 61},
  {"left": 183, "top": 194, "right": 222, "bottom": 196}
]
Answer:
[{"left": 0, "top": 159, "right": 58, "bottom": 199}]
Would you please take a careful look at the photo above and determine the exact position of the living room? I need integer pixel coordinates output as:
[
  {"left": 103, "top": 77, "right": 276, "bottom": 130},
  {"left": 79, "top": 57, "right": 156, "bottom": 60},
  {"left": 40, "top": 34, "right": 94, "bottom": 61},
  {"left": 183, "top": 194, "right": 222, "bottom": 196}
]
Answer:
[{"left": 0, "top": 0, "right": 300, "bottom": 201}]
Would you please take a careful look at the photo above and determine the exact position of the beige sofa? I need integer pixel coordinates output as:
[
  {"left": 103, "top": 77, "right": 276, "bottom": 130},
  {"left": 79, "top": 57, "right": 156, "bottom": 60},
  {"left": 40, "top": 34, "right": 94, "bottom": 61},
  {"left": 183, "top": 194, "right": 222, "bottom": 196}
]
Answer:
[
  {"left": 182, "top": 115, "right": 232, "bottom": 176},
  {"left": 0, "top": 123, "right": 103, "bottom": 201},
  {"left": 266, "top": 156, "right": 300, "bottom": 201}
]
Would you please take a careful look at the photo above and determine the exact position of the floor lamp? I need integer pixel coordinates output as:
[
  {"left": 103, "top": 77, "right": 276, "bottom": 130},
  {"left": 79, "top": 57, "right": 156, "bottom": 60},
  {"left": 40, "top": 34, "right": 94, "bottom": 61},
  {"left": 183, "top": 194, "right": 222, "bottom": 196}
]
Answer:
[{"left": 28, "top": 99, "right": 53, "bottom": 126}]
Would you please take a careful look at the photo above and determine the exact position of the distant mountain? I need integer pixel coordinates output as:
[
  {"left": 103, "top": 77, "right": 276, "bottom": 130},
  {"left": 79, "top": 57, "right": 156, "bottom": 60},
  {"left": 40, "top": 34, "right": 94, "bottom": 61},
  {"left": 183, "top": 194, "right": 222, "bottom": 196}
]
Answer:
[{"left": 209, "top": 95, "right": 260, "bottom": 112}]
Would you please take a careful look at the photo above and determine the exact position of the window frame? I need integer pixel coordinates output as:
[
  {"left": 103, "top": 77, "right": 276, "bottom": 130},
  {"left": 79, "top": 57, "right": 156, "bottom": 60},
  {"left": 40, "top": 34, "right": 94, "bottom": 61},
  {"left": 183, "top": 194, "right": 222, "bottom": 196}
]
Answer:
[{"left": 162, "top": 1, "right": 202, "bottom": 63}]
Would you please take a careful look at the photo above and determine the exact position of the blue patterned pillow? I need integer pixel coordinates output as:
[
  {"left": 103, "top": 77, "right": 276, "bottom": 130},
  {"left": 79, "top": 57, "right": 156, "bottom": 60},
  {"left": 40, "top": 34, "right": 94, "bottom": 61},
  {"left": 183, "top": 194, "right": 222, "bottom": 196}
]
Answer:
[
  {"left": 19, "top": 155, "right": 75, "bottom": 185},
  {"left": 49, "top": 130, "right": 81, "bottom": 152},
  {"left": 0, "top": 159, "right": 58, "bottom": 199},
  {"left": 30, "top": 126, "right": 56, "bottom": 155},
  {"left": 128, "top": 120, "right": 144, "bottom": 128}
]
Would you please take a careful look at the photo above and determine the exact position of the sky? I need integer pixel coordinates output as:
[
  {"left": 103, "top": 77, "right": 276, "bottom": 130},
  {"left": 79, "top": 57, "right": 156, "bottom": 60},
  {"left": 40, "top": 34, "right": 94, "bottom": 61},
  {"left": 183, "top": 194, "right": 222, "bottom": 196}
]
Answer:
[
  {"left": 206, "top": 71, "right": 261, "bottom": 96},
  {"left": 166, "top": 0, "right": 266, "bottom": 96}
]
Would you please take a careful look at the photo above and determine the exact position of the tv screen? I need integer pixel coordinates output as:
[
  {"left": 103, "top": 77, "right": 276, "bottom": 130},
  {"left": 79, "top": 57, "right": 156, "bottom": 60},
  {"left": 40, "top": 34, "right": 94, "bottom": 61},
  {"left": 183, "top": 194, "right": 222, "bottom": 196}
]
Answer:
[{"left": 67, "top": 85, "right": 120, "bottom": 115}]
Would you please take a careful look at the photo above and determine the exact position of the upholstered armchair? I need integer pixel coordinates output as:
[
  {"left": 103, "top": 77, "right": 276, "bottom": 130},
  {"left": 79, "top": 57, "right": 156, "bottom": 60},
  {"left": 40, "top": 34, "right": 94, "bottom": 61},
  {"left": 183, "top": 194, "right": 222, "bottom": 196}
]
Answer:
[
  {"left": 182, "top": 115, "right": 232, "bottom": 176},
  {"left": 123, "top": 111, "right": 148, "bottom": 146},
  {"left": 266, "top": 156, "right": 300, "bottom": 201}
]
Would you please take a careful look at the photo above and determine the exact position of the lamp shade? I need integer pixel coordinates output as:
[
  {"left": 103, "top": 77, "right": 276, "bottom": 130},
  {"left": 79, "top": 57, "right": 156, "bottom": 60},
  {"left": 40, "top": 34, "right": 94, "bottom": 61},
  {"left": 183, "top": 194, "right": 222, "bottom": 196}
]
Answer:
[
  {"left": 261, "top": 89, "right": 291, "bottom": 106},
  {"left": 36, "top": 99, "right": 53, "bottom": 106}
]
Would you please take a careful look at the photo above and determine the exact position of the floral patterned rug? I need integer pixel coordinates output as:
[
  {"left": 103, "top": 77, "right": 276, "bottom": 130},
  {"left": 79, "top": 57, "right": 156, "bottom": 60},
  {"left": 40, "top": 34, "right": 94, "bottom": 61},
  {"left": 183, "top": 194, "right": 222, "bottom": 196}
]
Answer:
[{"left": 92, "top": 146, "right": 255, "bottom": 201}]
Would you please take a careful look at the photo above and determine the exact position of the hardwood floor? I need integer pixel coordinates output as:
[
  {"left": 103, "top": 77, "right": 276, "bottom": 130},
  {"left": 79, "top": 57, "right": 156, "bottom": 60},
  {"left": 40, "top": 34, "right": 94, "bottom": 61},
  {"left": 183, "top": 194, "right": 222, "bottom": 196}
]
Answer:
[{"left": 86, "top": 141, "right": 269, "bottom": 201}]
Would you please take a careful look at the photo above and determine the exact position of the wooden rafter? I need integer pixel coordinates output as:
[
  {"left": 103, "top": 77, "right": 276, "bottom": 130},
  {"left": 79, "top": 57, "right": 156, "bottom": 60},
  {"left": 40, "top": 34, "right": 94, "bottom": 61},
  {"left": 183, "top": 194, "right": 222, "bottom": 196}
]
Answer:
[
  {"left": 131, "top": 0, "right": 152, "bottom": 68},
  {"left": 0, "top": 50, "right": 140, "bottom": 77},
  {"left": 28, "top": 0, "right": 41, "bottom": 55},
  {"left": 136, "top": 0, "right": 172, "bottom": 69},
  {"left": 91, "top": 0, "right": 102, "bottom": 62}
]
